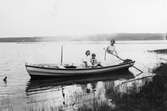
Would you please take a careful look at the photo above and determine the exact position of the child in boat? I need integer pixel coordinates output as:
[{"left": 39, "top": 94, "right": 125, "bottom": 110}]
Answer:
[{"left": 90, "top": 53, "right": 102, "bottom": 67}]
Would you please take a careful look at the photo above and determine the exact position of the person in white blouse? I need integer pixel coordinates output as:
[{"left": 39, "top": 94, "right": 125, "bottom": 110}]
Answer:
[
  {"left": 82, "top": 50, "right": 91, "bottom": 68},
  {"left": 106, "top": 39, "right": 118, "bottom": 56},
  {"left": 104, "top": 39, "right": 121, "bottom": 65}
]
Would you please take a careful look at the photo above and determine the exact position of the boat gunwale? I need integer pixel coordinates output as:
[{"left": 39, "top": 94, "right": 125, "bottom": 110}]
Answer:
[{"left": 25, "top": 61, "right": 135, "bottom": 71}]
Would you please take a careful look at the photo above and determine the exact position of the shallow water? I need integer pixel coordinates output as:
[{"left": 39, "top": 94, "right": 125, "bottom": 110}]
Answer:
[{"left": 0, "top": 41, "right": 167, "bottom": 111}]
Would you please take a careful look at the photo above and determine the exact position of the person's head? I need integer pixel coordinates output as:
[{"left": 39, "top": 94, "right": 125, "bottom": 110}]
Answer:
[
  {"left": 85, "top": 50, "right": 90, "bottom": 56},
  {"left": 110, "top": 39, "right": 115, "bottom": 46},
  {"left": 91, "top": 53, "right": 96, "bottom": 59}
]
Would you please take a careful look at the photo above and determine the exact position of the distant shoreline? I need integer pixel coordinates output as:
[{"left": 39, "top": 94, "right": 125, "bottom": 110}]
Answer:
[
  {"left": 0, "top": 33, "right": 165, "bottom": 42},
  {"left": 0, "top": 39, "right": 165, "bottom": 42}
]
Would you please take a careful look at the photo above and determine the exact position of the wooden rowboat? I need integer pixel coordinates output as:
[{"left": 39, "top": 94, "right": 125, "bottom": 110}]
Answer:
[{"left": 25, "top": 59, "right": 135, "bottom": 78}]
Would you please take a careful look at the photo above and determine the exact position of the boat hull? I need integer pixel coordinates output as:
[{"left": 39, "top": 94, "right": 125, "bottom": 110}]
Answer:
[{"left": 25, "top": 61, "right": 134, "bottom": 78}]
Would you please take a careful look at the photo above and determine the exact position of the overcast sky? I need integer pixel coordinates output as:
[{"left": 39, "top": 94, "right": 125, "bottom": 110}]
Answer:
[{"left": 0, "top": 0, "right": 167, "bottom": 37}]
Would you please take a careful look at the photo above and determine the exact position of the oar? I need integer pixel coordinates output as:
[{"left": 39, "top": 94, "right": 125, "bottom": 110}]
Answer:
[{"left": 111, "top": 54, "right": 143, "bottom": 73}]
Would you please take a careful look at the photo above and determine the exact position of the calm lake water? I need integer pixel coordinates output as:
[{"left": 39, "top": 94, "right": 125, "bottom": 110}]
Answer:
[{"left": 0, "top": 41, "right": 167, "bottom": 111}]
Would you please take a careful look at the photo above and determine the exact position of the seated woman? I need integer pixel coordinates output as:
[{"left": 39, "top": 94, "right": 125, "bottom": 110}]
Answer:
[
  {"left": 90, "top": 53, "right": 102, "bottom": 68},
  {"left": 82, "top": 50, "right": 91, "bottom": 68}
]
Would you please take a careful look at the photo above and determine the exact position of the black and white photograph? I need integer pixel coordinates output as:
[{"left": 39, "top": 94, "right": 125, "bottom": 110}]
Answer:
[{"left": 0, "top": 0, "right": 167, "bottom": 111}]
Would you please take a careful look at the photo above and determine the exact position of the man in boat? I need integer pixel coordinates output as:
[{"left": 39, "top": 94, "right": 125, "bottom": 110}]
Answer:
[{"left": 82, "top": 50, "right": 91, "bottom": 68}]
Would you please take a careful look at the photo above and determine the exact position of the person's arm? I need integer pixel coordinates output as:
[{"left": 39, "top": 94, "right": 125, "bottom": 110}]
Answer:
[
  {"left": 106, "top": 46, "right": 111, "bottom": 53},
  {"left": 113, "top": 49, "right": 118, "bottom": 56},
  {"left": 113, "top": 46, "right": 118, "bottom": 56},
  {"left": 82, "top": 57, "right": 88, "bottom": 67},
  {"left": 84, "top": 61, "right": 88, "bottom": 67}
]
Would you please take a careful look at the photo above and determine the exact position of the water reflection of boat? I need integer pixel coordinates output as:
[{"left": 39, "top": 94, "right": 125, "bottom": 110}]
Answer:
[
  {"left": 25, "top": 60, "right": 135, "bottom": 78},
  {"left": 26, "top": 71, "right": 134, "bottom": 94},
  {"left": 25, "top": 71, "right": 134, "bottom": 110}
]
